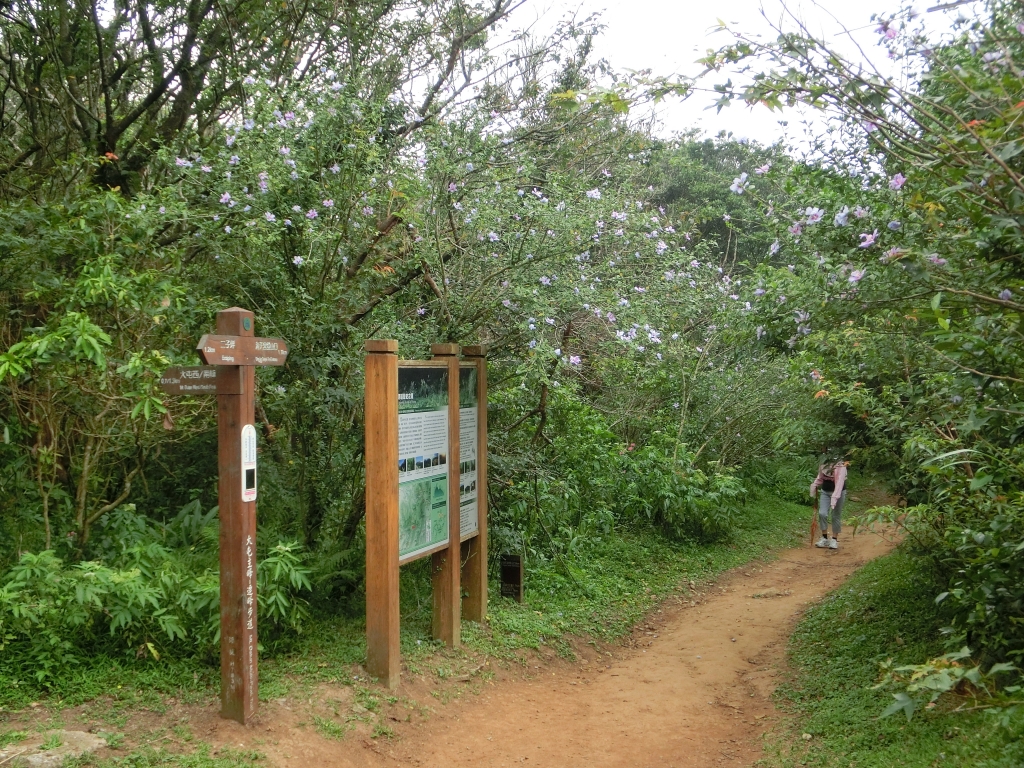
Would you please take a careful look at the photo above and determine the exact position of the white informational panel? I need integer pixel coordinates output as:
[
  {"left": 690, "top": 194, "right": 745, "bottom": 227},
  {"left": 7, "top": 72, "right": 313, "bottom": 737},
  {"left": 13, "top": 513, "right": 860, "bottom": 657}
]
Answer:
[
  {"left": 397, "top": 366, "right": 450, "bottom": 562},
  {"left": 458, "top": 365, "right": 479, "bottom": 540},
  {"left": 241, "top": 424, "right": 257, "bottom": 502}
]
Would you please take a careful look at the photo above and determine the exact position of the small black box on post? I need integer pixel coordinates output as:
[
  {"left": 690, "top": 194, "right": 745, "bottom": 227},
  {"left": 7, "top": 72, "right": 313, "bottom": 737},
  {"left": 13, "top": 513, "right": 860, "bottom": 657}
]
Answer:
[{"left": 500, "top": 554, "right": 523, "bottom": 603}]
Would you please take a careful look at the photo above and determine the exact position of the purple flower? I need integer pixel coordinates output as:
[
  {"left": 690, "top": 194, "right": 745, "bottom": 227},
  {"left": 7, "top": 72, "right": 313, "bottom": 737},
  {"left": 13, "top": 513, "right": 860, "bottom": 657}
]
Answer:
[
  {"left": 788, "top": 222, "right": 803, "bottom": 236},
  {"left": 887, "top": 220, "right": 901, "bottom": 230},
  {"left": 756, "top": 326, "right": 765, "bottom": 340},
  {"left": 889, "top": 173, "right": 906, "bottom": 190},
  {"left": 323, "top": 199, "right": 334, "bottom": 207},
  {"left": 293, "top": 255, "right": 304, "bottom": 266},
  {"left": 999, "top": 289, "right": 1013, "bottom": 301},
  {"left": 569, "top": 355, "right": 581, "bottom": 366},
  {"left": 417, "top": 307, "right": 427, "bottom": 315},
  {"left": 834, "top": 206, "right": 849, "bottom": 227},
  {"left": 264, "top": 211, "right": 276, "bottom": 222},
  {"left": 229, "top": 155, "right": 240, "bottom": 165},
  {"left": 465, "top": 162, "right": 474, "bottom": 171},
  {"left": 330, "top": 164, "right": 340, "bottom": 174},
  {"left": 927, "top": 255, "right": 948, "bottom": 266},
  {"left": 606, "top": 312, "right": 616, "bottom": 323},
  {"left": 220, "top": 192, "right": 232, "bottom": 204},
  {"left": 754, "top": 288, "right": 766, "bottom": 297},
  {"left": 854, "top": 206, "right": 869, "bottom": 219},
  {"left": 279, "top": 146, "right": 290, "bottom": 155},
  {"left": 539, "top": 276, "right": 551, "bottom": 286},
  {"left": 545, "top": 318, "right": 555, "bottom": 325},
  {"left": 656, "top": 240, "right": 668, "bottom": 255},
  {"left": 849, "top": 269, "right": 866, "bottom": 283},
  {"left": 755, "top": 163, "right": 771, "bottom": 175},
  {"left": 770, "top": 240, "right": 780, "bottom": 255},
  {"left": 448, "top": 182, "right": 457, "bottom": 192},
  {"left": 862, "top": 120, "right": 879, "bottom": 133},
  {"left": 489, "top": 232, "right": 499, "bottom": 242},
  {"left": 586, "top": 188, "right": 602, "bottom": 200},
  {"left": 859, "top": 230, "right": 879, "bottom": 248},
  {"left": 729, "top": 172, "right": 749, "bottom": 194},
  {"left": 201, "top": 165, "right": 212, "bottom": 173},
  {"left": 306, "top": 209, "right": 318, "bottom": 219},
  {"left": 805, "top": 207, "right": 825, "bottom": 224},
  {"left": 362, "top": 206, "right": 373, "bottom": 216}
]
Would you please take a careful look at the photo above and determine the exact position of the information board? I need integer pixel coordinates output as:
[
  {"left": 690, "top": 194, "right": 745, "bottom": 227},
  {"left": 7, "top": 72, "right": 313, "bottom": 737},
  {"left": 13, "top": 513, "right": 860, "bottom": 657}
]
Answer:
[
  {"left": 458, "top": 365, "right": 479, "bottom": 540},
  {"left": 397, "top": 366, "right": 450, "bottom": 562}
]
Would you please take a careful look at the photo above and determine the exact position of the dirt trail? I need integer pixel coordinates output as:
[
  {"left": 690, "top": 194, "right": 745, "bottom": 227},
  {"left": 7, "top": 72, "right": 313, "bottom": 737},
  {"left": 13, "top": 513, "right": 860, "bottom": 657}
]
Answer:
[{"left": 205, "top": 524, "right": 896, "bottom": 768}]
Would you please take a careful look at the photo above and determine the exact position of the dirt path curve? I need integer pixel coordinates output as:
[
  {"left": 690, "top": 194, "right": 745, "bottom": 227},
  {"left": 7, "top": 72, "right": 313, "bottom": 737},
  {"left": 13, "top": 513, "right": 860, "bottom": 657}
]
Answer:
[{"left": 208, "top": 526, "right": 896, "bottom": 768}]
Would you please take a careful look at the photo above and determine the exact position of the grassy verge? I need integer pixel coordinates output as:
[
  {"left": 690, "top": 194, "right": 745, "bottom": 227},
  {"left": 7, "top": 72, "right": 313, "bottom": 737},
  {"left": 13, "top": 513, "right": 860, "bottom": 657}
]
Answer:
[
  {"left": 257, "top": 488, "right": 813, "bottom": 690},
  {"left": 1, "top": 489, "right": 813, "bottom": 713},
  {"left": 765, "top": 549, "right": 1024, "bottom": 768}
]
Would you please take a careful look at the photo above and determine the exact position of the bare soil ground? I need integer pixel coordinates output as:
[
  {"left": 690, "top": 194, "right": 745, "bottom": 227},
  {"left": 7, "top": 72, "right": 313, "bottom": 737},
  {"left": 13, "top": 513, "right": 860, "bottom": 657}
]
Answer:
[{"left": 203, "top": 521, "right": 896, "bottom": 766}]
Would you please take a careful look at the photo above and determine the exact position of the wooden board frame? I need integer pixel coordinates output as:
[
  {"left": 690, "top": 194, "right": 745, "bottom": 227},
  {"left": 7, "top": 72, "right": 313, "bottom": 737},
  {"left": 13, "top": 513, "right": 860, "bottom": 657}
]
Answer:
[{"left": 366, "top": 341, "right": 488, "bottom": 688}]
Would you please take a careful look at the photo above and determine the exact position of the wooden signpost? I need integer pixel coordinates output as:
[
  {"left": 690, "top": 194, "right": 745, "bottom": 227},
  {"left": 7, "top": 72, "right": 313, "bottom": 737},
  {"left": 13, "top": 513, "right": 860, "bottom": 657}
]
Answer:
[
  {"left": 159, "top": 308, "right": 288, "bottom": 725},
  {"left": 364, "top": 340, "right": 488, "bottom": 689}
]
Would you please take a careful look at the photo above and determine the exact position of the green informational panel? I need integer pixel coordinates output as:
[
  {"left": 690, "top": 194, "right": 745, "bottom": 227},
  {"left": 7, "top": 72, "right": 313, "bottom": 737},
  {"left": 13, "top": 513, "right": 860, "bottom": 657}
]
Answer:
[
  {"left": 397, "top": 366, "right": 450, "bottom": 562},
  {"left": 458, "top": 365, "right": 479, "bottom": 540}
]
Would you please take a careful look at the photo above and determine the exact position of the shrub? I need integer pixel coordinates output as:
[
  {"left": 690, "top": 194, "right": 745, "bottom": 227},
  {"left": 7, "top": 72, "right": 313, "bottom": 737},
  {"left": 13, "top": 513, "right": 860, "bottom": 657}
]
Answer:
[{"left": 0, "top": 536, "right": 312, "bottom": 685}]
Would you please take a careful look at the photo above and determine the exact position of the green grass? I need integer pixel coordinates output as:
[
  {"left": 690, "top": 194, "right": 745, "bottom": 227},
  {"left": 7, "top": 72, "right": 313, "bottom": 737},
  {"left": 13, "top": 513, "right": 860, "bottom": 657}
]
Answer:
[
  {"left": 66, "top": 745, "right": 264, "bottom": 767},
  {"left": 766, "top": 549, "right": 1024, "bottom": 768},
  {"left": 0, "top": 730, "right": 28, "bottom": 748},
  {"left": 39, "top": 732, "right": 63, "bottom": 750},
  {"left": 0, "top": 657, "right": 217, "bottom": 710},
  {"left": 1, "top": 487, "right": 814, "bottom": 711}
]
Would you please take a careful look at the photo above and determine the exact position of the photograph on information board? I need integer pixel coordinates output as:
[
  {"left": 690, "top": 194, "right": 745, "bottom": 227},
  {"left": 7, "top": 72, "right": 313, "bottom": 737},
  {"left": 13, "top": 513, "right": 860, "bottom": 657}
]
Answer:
[
  {"left": 458, "top": 366, "right": 479, "bottom": 540},
  {"left": 397, "top": 367, "right": 449, "bottom": 561}
]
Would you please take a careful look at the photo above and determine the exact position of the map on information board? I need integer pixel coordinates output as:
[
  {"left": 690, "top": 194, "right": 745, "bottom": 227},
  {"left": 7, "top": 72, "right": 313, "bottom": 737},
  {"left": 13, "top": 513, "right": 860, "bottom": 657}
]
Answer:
[
  {"left": 458, "top": 366, "right": 479, "bottom": 540},
  {"left": 398, "top": 367, "right": 450, "bottom": 562}
]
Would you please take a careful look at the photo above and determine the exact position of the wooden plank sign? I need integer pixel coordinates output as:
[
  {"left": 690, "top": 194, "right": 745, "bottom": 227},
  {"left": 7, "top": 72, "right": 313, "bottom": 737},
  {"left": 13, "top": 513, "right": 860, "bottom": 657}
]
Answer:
[
  {"left": 180, "top": 308, "right": 290, "bottom": 726},
  {"left": 159, "top": 366, "right": 218, "bottom": 395},
  {"left": 365, "top": 341, "right": 490, "bottom": 689},
  {"left": 197, "top": 334, "right": 289, "bottom": 366}
]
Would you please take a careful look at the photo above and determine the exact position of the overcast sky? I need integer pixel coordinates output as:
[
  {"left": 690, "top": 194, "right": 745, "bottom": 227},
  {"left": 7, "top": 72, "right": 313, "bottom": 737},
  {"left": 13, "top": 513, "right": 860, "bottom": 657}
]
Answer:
[{"left": 508, "top": 0, "right": 976, "bottom": 145}]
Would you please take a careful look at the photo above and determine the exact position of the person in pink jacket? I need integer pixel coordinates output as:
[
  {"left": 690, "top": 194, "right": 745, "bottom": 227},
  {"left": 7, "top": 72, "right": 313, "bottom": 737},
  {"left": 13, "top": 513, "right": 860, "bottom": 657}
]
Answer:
[{"left": 810, "top": 454, "right": 848, "bottom": 550}]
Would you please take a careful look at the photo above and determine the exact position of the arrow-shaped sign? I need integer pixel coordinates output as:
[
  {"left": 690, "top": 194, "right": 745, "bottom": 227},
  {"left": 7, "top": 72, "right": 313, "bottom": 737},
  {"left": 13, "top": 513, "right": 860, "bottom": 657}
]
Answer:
[
  {"left": 160, "top": 366, "right": 218, "bottom": 395},
  {"left": 197, "top": 335, "right": 289, "bottom": 366}
]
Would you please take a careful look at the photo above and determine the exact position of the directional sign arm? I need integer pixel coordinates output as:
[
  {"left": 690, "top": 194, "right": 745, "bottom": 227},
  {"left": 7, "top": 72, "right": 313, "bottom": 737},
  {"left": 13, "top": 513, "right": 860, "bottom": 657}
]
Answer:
[{"left": 197, "top": 335, "right": 289, "bottom": 366}]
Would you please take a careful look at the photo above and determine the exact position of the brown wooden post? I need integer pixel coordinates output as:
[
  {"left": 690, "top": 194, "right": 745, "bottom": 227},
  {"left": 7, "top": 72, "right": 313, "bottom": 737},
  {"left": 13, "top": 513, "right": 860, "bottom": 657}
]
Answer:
[
  {"left": 364, "top": 339, "right": 401, "bottom": 688},
  {"left": 461, "top": 345, "right": 488, "bottom": 623},
  {"left": 216, "top": 307, "right": 258, "bottom": 724},
  {"left": 430, "top": 343, "right": 461, "bottom": 647}
]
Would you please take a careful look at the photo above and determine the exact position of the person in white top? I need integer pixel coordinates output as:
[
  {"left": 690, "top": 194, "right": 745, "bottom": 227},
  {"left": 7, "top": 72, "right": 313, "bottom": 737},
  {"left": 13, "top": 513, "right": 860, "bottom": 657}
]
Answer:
[{"left": 810, "top": 455, "right": 848, "bottom": 550}]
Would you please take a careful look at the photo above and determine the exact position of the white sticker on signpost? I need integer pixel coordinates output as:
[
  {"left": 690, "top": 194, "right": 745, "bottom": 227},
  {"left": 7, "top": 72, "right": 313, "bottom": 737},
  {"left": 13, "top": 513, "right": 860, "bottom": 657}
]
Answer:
[{"left": 241, "top": 424, "right": 258, "bottom": 502}]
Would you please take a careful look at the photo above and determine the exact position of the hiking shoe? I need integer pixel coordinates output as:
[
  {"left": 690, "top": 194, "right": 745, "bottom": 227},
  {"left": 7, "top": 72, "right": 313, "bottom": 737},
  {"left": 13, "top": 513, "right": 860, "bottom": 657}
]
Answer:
[
  {"left": 815, "top": 536, "right": 829, "bottom": 548},
  {"left": 828, "top": 538, "right": 839, "bottom": 550}
]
